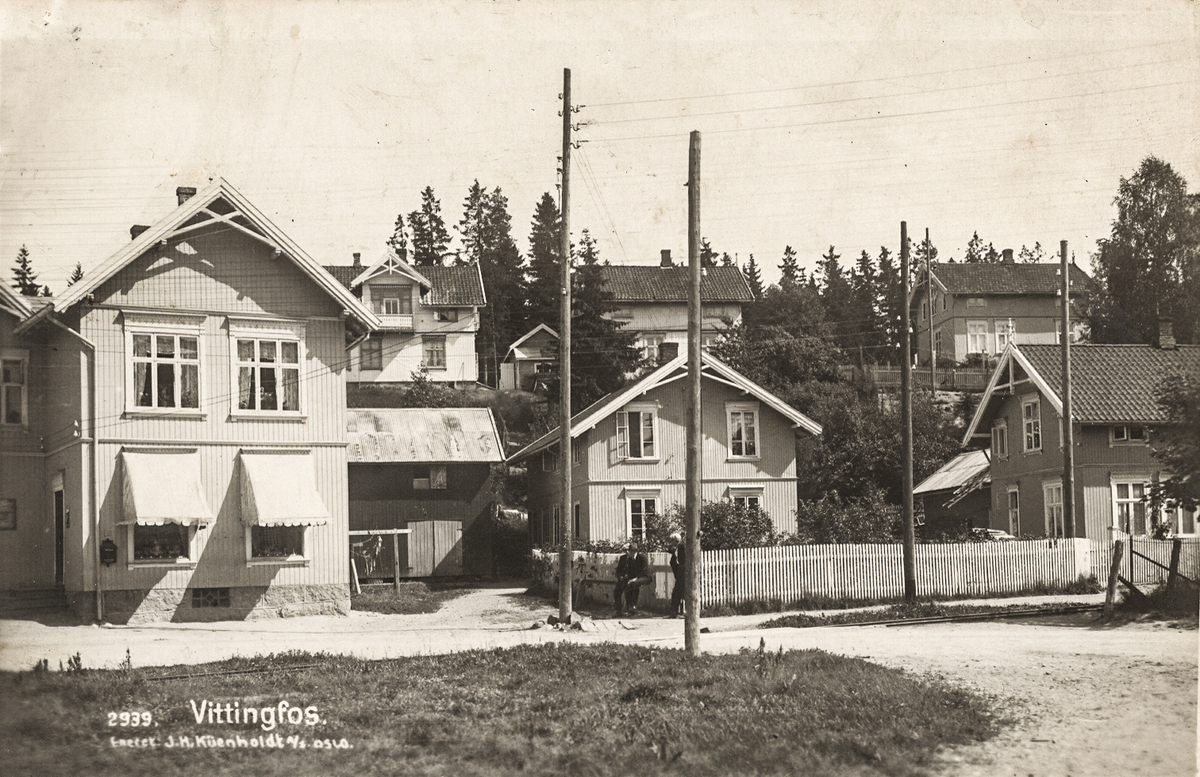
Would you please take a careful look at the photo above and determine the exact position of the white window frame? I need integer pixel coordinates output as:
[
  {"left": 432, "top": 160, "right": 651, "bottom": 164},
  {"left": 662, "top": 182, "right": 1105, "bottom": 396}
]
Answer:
[
  {"left": 245, "top": 525, "right": 310, "bottom": 566},
  {"left": 1112, "top": 477, "right": 1151, "bottom": 535},
  {"left": 991, "top": 420, "right": 1008, "bottom": 460},
  {"left": 1006, "top": 486, "right": 1020, "bottom": 536},
  {"left": 625, "top": 490, "right": 660, "bottom": 542},
  {"left": 228, "top": 319, "right": 306, "bottom": 419},
  {"left": 123, "top": 313, "right": 205, "bottom": 416},
  {"left": 616, "top": 404, "right": 658, "bottom": 461},
  {"left": 1043, "top": 480, "right": 1063, "bottom": 538},
  {"left": 640, "top": 332, "right": 665, "bottom": 363},
  {"left": 1169, "top": 504, "right": 1197, "bottom": 536},
  {"left": 995, "top": 320, "right": 1013, "bottom": 352},
  {"left": 422, "top": 335, "right": 447, "bottom": 370},
  {"left": 127, "top": 523, "right": 199, "bottom": 569},
  {"left": 360, "top": 336, "right": 383, "bottom": 371},
  {"left": 727, "top": 401, "right": 760, "bottom": 459},
  {"left": 370, "top": 284, "right": 413, "bottom": 316},
  {"left": 1, "top": 349, "right": 29, "bottom": 427},
  {"left": 1110, "top": 425, "right": 1147, "bottom": 446},
  {"left": 542, "top": 448, "right": 559, "bottom": 473},
  {"left": 967, "top": 320, "right": 989, "bottom": 354},
  {"left": 730, "top": 487, "right": 764, "bottom": 511},
  {"left": 433, "top": 308, "right": 459, "bottom": 323},
  {"left": 1022, "top": 395, "right": 1042, "bottom": 453}
]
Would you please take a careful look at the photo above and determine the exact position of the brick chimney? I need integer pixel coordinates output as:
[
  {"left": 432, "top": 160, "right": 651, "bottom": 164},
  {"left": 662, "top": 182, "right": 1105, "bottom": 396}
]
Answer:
[
  {"left": 660, "top": 249, "right": 672, "bottom": 268},
  {"left": 176, "top": 186, "right": 197, "bottom": 206},
  {"left": 1001, "top": 248, "right": 1014, "bottom": 264},
  {"left": 130, "top": 225, "right": 150, "bottom": 240},
  {"left": 1159, "top": 318, "right": 1176, "bottom": 350},
  {"left": 352, "top": 252, "right": 362, "bottom": 270}
]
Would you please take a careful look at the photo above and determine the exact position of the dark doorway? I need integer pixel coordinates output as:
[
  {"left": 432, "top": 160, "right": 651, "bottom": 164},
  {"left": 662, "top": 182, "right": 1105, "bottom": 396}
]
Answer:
[{"left": 54, "top": 489, "right": 64, "bottom": 587}]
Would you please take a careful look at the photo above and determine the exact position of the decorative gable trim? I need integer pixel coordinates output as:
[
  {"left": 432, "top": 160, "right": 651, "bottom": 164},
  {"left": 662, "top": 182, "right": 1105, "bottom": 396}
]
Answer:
[{"left": 350, "top": 252, "right": 432, "bottom": 290}]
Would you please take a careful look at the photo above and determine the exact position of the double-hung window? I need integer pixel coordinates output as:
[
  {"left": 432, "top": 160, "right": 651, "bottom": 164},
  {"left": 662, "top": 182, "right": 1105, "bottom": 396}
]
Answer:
[
  {"left": 1043, "top": 480, "right": 1063, "bottom": 537},
  {"left": 1007, "top": 487, "right": 1020, "bottom": 535},
  {"left": 995, "top": 320, "right": 1014, "bottom": 352},
  {"left": 230, "top": 320, "right": 304, "bottom": 416},
  {"left": 1113, "top": 480, "right": 1149, "bottom": 535},
  {"left": 967, "top": 321, "right": 988, "bottom": 354},
  {"left": 371, "top": 284, "right": 412, "bottom": 316},
  {"left": 1, "top": 351, "right": 28, "bottom": 425},
  {"left": 124, "top": 313, "right": 203, "bottom": 413},
  {"left": 626, "top": 493, "right": 658, "bottom": 541},
  {"left": 1022, "top": 396, "right": 1041, "bottom": 452},
  {"left": 991, "top": 420, "right": 1008, "bottom": 459},
  {"left": 616, "top": 405, "right": 657, "bottom": 460},
  {"left": 360, "top": 336, "right": 383, "bottom": 371},
  {"left": 640, "top": 333, "right": 665, "bottom": 364},
  {"left": 727, "top": 402, "right": 759, "bottom": 458}
]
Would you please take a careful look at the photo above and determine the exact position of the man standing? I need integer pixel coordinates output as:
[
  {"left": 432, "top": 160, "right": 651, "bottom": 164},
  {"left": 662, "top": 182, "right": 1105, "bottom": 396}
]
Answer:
[
  {"left": 614, "top": 540, "right": 651, "bottom": 615},
  {"left": 668, "top": 532, "right": 684, "bottom": 618}
]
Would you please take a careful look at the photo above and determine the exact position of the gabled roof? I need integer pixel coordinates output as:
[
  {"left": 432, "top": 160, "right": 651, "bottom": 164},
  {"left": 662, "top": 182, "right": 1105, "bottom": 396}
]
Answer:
[
  {"left": 506, "top": 323, "right": 558, "bottom": 356},
  {"left": 507, "top": 350, "right": 822, "bottom": 463},
  {"left": 346, "top": 408, "right": 504, "bottom": 463},
  {"left": 46, "top": 179, "right": 379, "bottom": 332},
  {"left": 963, "top": 343, "right": 1200, "bottom": 443},
  {"left": 0, "top": 283, "right": 33, "bottom": 320},
  {"left": 324, "top": 260, "right": 487, "bottom": 307},
  {"left": 348, "top": 252, "right": 432, "bottom": 290},
  {"left": 927, "top": 262, "right": 1094, "bottom": 296},
  {"left": 599, "top": 265, "right": 754, "bottom": 303},
  {"left": 914, "top": 449, "right": 990, "bottom": 495}
]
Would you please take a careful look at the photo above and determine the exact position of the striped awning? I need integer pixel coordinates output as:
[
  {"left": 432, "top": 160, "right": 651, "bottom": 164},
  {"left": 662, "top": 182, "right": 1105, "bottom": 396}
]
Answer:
[
  {"left": 120, "top": 450, "right": 212, "bottom": 525},
  {"left": 239, "top": 452, "right": 330, "bottom": 527}
]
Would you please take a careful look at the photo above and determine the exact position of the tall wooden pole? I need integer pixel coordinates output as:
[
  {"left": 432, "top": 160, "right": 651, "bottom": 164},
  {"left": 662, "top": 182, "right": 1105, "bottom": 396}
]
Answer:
[
  {"left": 926, "top": 228, "right": 935, "bottom": 392},
  {"left": 1060, "top": 240, "right": 1075, "bottom": 539},
  {"left": 558, "top": 68, "right": 573, "bottom": 621},
  {"left": 684, "top": 130, "right": 702, "bottom": 656},
  {"left": 900, "top": 222, "right": 917, "bottom": 603}
]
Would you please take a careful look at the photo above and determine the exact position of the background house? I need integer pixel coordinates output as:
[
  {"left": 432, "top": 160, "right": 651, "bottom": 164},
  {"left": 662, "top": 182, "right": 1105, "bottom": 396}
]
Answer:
[
  {"left": 347, "top": 407, "right": 504, "bottom": 577},
  {"left": 599, "top": 252, "right": 754, "bottom": 360},
  {"left": 499, "top": 323, "right": 558, "bottom": 392},
  {"left": 326, "top": 253, "right": 486, "bottom": 388},
  {"left": 508, "top": 351, "right": 822, "bottom": 545},
  {"left": 964, "top": 339, "right": 1200, "bottom": 540},
  {"left": 911, "top": 256, "right": 1094, "bottom": 368},
  {"left": 1, "top": 180, "right": 377, "bottom": 623}
]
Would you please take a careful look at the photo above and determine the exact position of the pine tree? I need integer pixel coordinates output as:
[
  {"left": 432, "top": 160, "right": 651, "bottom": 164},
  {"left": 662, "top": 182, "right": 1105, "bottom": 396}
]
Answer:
[
  {"left": 983, "top": 242, "right": 1000, "bottom": 264},
  {"left": 1018, "top": 242, "right": 1045, "bottom": 263},
  {"left": 407, "top": 186, "right": 451, "bottom": 266},
  {"left": 700, "top": 238, "right": 717, "bottom": 268},
  {"left": 457, "top": 180, "right": 488, "bottom": 265},
  {"left": 779, "top": 245, "right": 801, "bottom": 291},
  {"left": 67, "top": 262, "right": 84, "bottom": 287},
  {"left": 720, "top": 252, "right": 734, "bottom": 267},
  {"left": 11, "top": 244, "right": 40, "bottom": 296},
  {"left": 964, "top": 231, "right": 986, "bottom": 264},
  {"left": 386, "top": 213, "right": 409, "bottom": 261},
  {"left": 474, "top": 186, "right": 527, "bottom": 380},
  {"left": 742, "top": 254, "right": 764, "bottom": 299},
  {"left": 525, "top": 193, "right": 563, "bottom": 330},
  {"left": 876, "top": 246, "right": 903, "bottom": 364},
  {"left": 569, "top": 230, "right": 643, "bottom": 411}
]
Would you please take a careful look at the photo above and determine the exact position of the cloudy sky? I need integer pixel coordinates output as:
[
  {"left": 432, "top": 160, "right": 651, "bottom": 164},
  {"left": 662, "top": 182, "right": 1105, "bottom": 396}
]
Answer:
[{"left": 2, "top": 0, "right": 1197, "bottom": 293}]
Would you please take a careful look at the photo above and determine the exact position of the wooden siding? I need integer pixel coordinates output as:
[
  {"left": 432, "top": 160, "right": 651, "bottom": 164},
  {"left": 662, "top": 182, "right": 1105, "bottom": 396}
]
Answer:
[{"left": 348, "top": 330, "right": 477, "bottom": 384}]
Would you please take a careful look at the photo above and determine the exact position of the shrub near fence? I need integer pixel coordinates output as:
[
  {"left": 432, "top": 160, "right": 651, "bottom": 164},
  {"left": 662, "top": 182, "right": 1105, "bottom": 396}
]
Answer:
[{"left": 535, "top": 539, "right": 1099, "bottom": 610}]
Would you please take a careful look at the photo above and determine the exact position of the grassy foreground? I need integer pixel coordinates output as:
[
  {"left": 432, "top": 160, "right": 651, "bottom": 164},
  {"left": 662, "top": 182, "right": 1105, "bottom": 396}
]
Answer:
[
  {"left": 349, "top": 580, "right": 470, "bottom": 614},
  {"left": 759, "top": 601, "right": 1076, "bottom": 629},
  {"left": 0, "top": 643, "right": 995, "bottom": 777}
]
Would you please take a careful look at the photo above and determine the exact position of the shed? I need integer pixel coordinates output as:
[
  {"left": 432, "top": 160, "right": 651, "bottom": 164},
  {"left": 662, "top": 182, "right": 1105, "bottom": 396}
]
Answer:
[
  {"left": 346, "top": 408, "right": 504, "bottom": 578},
  {"left": 914, "top": 449, "right": 992, "bottom": 539}
]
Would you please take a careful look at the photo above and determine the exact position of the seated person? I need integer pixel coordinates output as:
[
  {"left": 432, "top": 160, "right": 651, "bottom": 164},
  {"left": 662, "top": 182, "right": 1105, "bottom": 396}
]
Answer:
[{"left": 614, "top": 540, "right": 651, "bottom": 614}]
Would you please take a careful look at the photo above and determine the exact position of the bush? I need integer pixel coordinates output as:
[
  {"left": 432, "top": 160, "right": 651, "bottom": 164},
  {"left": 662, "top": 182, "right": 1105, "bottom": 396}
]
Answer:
[
  {"left": 788, "top": 489, "right": 901, "bottom": 544},
  {"left": 664, "top": 501, "right": 777, "bottom": 551}
]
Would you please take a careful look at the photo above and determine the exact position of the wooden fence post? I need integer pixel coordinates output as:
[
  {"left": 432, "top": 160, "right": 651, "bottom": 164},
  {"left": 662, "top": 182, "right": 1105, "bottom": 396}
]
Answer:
[
  {"left": 392, "top": 534, "right": 402, "bottom": 592},
  {"left": 1103, "top": 539, "right": 1124, "bottom": 619},
  {"left": 1165, "top": 538, "right": 1182, "bottom": 599}
]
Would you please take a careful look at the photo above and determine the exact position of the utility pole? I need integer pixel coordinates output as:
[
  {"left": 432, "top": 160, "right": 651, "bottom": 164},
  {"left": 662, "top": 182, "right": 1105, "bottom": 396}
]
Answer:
[
  {"left": 685, "top": 130, "right": 702, "bottom": 656},
  {"left": 558, "top": 68, "right": 573, "bottom": 622},
  {"left": 900, "top": 221, "right": 917, "bottom": 603},
  {"left": 1060, "top": 240, "right": 1075, "bottom": 540},
  {"left": 926, "top": 228, "right": 935, "bottom": 392}
]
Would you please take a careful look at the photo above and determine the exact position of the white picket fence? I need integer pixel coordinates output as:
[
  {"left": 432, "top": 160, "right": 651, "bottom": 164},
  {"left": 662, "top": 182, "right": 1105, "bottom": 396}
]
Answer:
[{"left": 701, "top": 539, "right": 1093, "bottom": 607}]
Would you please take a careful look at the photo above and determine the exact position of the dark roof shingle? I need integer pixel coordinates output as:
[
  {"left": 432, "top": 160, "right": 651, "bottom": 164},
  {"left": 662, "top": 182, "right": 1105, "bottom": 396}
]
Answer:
[
  {"left": 599, "top": 265, "right": 753, "bottom": 303},
  {"left": 322, "top": 263, "right": 486, "bottom": 307},
  {"left": 931, "top": 262, "right": 1094, "bottom": 296},
  {"left": 1019, "top": 344, "right": 1200, "bottom": 423}
]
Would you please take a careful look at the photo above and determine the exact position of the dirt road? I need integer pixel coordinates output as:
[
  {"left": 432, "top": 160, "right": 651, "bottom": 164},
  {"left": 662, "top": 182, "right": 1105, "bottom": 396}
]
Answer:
[{"left": 1, "top": 586, "right": 1194, "bottom": 776}]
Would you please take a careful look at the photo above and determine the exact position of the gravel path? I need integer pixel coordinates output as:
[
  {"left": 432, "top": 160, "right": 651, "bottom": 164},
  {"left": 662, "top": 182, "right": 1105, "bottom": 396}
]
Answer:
[{"left": 1, "top": 585, "right": 1194, "bottom": 776}]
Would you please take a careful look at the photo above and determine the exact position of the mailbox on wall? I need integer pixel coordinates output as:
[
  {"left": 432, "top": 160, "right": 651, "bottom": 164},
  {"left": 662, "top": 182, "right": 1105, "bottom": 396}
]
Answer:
[{"left": 100, "top": 538, "right": 118, "bottom": 567}]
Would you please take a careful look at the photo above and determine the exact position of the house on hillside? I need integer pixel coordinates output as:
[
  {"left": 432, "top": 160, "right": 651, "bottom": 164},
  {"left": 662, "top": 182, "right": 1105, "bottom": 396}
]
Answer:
[
  {"left": 0, "top": 181, "right": 378, "bottom": 623},
  {"left": 499, "top": 323, "right": 558, "bottom": 392},
  {"left": 325, "top": 252, "right": 486, "bottom": 388},
  {"left": 508, "top": 351, "right": 822, "bottom": 544},
  {"left": 346, "top": 408, "right": 504, "bottom": 577},
  {"left": 600, "top": 251, "right": 754, "bottom": 361},
  {"left": 913, "top": 449, "right": 992, "bottom": 539},
  {"left": 963, "top": 336, "right": 1200, "bottom": 540},
  {"left": 911, "top": 255, "right": 1094, "bottom": 368}
]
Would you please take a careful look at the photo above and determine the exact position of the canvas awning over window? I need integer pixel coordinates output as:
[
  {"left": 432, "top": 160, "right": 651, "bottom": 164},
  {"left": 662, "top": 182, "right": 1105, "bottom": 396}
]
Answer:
[
  {"left": 120, "top": 450, "right": 212, "bottom": 525},
  {"left": 240, "top": 452, "right": 330, "bottom": 527}
]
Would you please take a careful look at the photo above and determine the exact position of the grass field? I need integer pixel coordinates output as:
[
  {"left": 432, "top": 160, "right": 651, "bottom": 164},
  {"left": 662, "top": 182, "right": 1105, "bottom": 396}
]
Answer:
[
  {"left": 0, "top": 643, "right": 996, "bottom": 777},
  {"left": 349, "top": 580, "right": 470, "bottom": 615},
  {"left": 759, "top": 601, "right": 1073, "bottom": 629}
]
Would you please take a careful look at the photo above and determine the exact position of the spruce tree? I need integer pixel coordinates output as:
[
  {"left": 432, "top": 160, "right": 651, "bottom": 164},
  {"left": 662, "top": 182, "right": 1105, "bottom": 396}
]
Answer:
[
  {"left": 700, "top": 238, "right": 718, "bottom": 268},
  {"left": 408, "top": 186, "right": 451, "bottom": 266},
  {"left": 964, "top": 231, "right": 986, "bottom": 263},
  {"left": 779, "top": 245, "right": 801, "bottom": 291},
  {"left": 67, "top": 262, "right": 84, "bottom": 287},
  {"left": 474, "top": 186, "right": 527, "bottom": 381},
  {"left": 525, "top": 193, "right": 562, "bottom": 330},
  {"left": 457, "top": 180, "right": 488, "bottom": 265},
  {"left": 11, "top": 244, "right": 39, "bottom": 296},
  {"left": 742, "top": 254, "right": 764, "bottom": 299},
  {"left": 386, "top": 213, "right": 409, "bottom": 261}
]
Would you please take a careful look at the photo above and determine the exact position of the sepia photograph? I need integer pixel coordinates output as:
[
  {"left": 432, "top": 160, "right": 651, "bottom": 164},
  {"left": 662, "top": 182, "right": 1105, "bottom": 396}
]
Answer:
[{"left": 1, "top": 1, "right": 1197, "bottom": 774}]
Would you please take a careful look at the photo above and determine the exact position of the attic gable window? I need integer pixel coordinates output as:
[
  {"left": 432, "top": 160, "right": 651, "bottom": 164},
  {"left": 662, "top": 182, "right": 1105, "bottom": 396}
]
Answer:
[
  {"left": 372, "top": 284, "right": 412, "bottom": 316},
  {"left": 616, "top": 405, "right": 657, "bottom": 460},
  {"left": 1022, "top": 396, "right": 1041, "bottom": 453}
]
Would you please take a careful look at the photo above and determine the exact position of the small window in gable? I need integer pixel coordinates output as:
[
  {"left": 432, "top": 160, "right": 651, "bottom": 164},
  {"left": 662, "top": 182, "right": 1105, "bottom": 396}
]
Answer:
[{"left": 1022, "top": 396, "right": 1041, "bottom": 453}]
